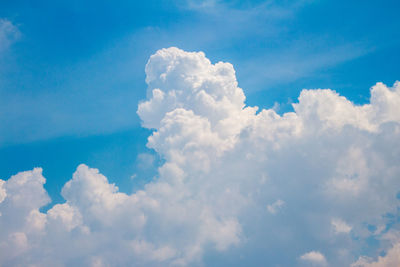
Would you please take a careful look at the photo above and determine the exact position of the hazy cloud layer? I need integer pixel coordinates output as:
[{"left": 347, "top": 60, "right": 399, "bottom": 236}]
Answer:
[{"left": 1, "top": 48, "right": 400, "bottom": 266}]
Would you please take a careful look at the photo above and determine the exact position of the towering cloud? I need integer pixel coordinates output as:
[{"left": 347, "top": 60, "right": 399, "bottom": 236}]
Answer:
[{"left": 1, "top": 48, "right": 400, "bottom": 266}]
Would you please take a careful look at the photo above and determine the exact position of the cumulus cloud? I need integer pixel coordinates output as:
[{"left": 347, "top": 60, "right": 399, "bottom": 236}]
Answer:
[
  {"left": 1, "top": 47, "right": 400, "bottom": 266},
  {"left": 331, "top": 218, "right": 352, "bottom": 234},
  {"left": 352, "top": 243, "right": 400, "bottom": 267},
  {"left": 300, "top": 251, "right": 327, "bottom": 266}
]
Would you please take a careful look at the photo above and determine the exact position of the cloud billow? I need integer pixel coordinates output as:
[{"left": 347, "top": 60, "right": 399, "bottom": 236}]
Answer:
[{"left": 1, "top": 47, "right": 400, "bottom": 266}]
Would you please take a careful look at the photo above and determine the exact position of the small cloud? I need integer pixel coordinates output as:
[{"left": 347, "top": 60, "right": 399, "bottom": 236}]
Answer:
[
  {"left": 266, "top": 199, "right": 285, "bottom": 214},
  {"left": 300, "top": 251, "right": 327, "bottom": 266},
  {"left": 0, "top": 19, "right": 20, "bottom": 52},
  {"left": 331, "top": 218, "right": 352, "bottom": 234}
]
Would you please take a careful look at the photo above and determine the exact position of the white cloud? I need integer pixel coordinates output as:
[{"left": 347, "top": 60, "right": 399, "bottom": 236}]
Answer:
[
  {"left": 331, "top": 218, "right": 352, "bottom": 234},
  {"left": 1, "top": 47, "right": 400, "bottom": 266},
  {"left": 300, "top": 251, "right": 327, "bottom": 266}
]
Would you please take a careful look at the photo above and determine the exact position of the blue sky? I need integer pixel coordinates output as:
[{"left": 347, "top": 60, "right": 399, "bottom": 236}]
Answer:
[{"left": 1, "top": 1, "right": 400, "bottom": 266}]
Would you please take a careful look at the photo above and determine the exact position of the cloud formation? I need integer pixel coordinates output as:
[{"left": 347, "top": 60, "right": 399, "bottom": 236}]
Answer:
[
  {"left": 1, "top": 47, "right": 400, "bottom": 266},
  {"left": 352, "top": 243, "right": 400, "bottom": 267}
]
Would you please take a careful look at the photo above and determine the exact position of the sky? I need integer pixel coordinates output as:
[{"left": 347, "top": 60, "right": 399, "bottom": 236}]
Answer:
[{"left": 1, "top": 0, "right": 400, "bottom": 266}]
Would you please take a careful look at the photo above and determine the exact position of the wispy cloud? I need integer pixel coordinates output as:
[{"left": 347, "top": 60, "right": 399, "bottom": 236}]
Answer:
[
  {"left": 239, "top": 41, "right": 372, "bottom": 92},
  {"left": 172, "top": 1, "right": 373, "bottom": 92},
  {"left": 0, "top": 19, "right": 20, "bottom": 53}
]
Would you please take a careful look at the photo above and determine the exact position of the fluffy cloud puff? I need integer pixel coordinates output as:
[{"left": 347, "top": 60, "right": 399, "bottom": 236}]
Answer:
[
  {"left": 1, "top": 47, "right": 400, "bottom": 266},
  {"left": 300, "top": 251, "right": 327, "bottom": 266}
]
